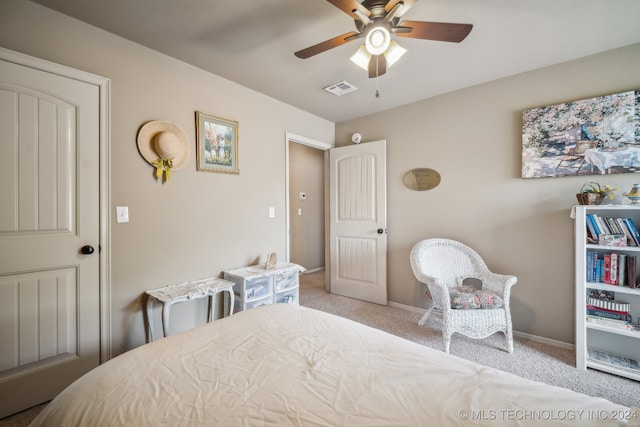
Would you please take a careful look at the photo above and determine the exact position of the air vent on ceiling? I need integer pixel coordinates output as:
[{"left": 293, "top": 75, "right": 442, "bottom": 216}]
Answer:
[{"left": 323, "top": 80, "right": 357, "bottom": 96}]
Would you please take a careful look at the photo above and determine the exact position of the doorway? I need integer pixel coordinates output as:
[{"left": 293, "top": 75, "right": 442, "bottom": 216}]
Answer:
[
  {"left": 289, "top": 142, "right": 325, "bottom": 270},
  {"left": 285, "top": 133, "right": 331, "bottom": 274}
]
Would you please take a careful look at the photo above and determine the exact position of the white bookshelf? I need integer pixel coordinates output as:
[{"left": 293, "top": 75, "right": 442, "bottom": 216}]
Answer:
[{"left": 574, "top": 205, "right": 640, "bottom": 381}]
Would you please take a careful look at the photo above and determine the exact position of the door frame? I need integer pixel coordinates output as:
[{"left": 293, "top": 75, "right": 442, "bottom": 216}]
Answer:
[
  {"left": 0, "top": 47, "right": 112, "bottom": 362},
  {"left": 284, "top": 132, "right": 332, "bottom": 276}
]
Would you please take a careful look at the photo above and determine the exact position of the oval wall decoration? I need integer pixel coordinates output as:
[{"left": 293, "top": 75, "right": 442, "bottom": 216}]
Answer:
[{"left": 403, "top": 168, "right": 441, "bottom": 191}]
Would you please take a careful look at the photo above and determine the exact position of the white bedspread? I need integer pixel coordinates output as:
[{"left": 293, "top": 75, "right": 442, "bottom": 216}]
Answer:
[{"left": 31, "top": 304, "right": 634, "bottom": 426}]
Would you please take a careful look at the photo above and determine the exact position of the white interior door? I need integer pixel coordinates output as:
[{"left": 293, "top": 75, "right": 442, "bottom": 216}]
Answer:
[
  {"left": 329, "top": 140, "right": 387, "bottom": 304},
  {"left": 0, "top": 54, "right": 101, "bottom": 417}
]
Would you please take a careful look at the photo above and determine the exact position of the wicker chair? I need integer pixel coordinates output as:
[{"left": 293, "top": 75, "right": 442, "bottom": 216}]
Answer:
[{"left": 409, "top": 238, "right": 517, "bottom": 354}]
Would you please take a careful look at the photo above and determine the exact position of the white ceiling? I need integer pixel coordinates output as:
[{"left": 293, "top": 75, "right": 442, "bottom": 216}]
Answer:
[{"left": 30, "top": 0, "right": 640, "bottom": 123}]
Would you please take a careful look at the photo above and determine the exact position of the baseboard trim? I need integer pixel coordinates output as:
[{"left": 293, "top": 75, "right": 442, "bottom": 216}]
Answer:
[
  {"left": 512, "top": 331, "right": 574, "bottom": 351},
  {"left": 389, "top": 301, "right": 425, "bottom": 314},
  {"left": 388, "top": 301, "right": 575, "bottom": 351},
  {"left": 301, "top": 267, "right": 325, "bottom": 274}
]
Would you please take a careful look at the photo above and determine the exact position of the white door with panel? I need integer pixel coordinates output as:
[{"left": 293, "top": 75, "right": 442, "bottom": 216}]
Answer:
[
  {"left": 329, "top": 140, "right": 387, "bottom": 305},
  {"left": 0, "top": 54, "right": 101, "bottom": 417}
]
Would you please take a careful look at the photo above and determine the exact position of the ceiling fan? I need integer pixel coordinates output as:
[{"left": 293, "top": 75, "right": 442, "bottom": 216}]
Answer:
[{"left": 295, "top": 0, "right": 473, "bottom": 78}]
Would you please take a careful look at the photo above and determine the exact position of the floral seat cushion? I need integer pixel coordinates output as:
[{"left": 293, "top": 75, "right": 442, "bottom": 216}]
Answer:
[{"left": 449, "top": 284, "right": 504, "bottom": 309}]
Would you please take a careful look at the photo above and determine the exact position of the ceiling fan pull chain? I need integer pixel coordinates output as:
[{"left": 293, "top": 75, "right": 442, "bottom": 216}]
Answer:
[{"left": 375, "top": 57, "right": 380, "bottom": 98}]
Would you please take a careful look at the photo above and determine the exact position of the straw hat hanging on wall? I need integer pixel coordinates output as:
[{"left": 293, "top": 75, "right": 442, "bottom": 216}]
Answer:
[{"left": 137, "top": 120, "right": 191, "bottom": 182}]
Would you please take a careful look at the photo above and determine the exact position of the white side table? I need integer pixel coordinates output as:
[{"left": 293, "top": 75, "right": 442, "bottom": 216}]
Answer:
[{"left": 145, "top": 277, "right": 234, "bottom": 342}]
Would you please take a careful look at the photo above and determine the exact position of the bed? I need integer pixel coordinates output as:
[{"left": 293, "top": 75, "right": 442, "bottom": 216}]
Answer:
[{"left": 31, "top": 304, "right": 637, "bottom": 426}]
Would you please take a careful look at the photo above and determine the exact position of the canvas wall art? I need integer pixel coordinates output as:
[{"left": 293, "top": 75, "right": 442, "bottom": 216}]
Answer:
[{"left": 522, "top": 90, "right": 640, "bottom": 179}]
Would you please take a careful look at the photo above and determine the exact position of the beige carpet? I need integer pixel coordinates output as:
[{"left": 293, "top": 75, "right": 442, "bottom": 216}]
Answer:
[
  {"left": 298, "top": 269, "right": 639, "bottom": 409},
  {"left": 0, "top": 402, "right": 46, "bottom": 426},
  {"left": 2, "top": 270, "right": 637, "bottom": 424}
]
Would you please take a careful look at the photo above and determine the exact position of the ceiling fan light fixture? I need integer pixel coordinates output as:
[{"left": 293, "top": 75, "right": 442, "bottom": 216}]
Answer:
[
  {"left": 365, "top": 25, "right": 390, "bottom": 56},
  {"left": 351, "top": 40, "right": 406, "bottom": 71},
  {"left": 350, "top": 45, "right": 371, "bottom": 71},
  {"left": 383, "top": 41, "right": 407, "bottom": 67}
]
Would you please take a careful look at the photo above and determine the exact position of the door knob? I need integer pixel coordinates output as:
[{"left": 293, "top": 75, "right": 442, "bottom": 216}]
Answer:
[
  {"left": 377, "top": 228, "right": 385, "bottom": 234},
  {"left": 81, "top": 245, "right": 95, "bottom": 255}
]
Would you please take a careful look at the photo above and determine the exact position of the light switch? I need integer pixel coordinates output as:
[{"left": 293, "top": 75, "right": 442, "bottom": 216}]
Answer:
[
  {"left": 269, "top": 207, "right": 275, "bottom": 218},
  {"left": 300, "top": 192, "right": 306, "bottom": 200},
  {"left": 298, "top": 208, "right": 302, "bottom": 216},
  {"left": 116, "top": 206, "right": 129, "bottom": 223}
]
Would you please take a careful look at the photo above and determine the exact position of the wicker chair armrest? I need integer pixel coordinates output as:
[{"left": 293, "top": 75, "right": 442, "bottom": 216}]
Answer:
[
  {"left": 482, "top": 272, "right": 517, "bottom": 294},
  {"left": 423, "top": 280, "right": 451, "bottom": 312}
]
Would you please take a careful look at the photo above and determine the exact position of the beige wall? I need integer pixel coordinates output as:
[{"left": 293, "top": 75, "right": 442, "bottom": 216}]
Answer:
[
  {"left": 0, "top": 0, "right": 334, "bottom": 355},
  {"left": 289, "top": 142, "right": 325, "bottom": 270},
  {"left": 3, "top": 0, "right": 640, "bottom": 351},
  {"left": 336, "top": 42, "right": 640, "bottom": 344}
]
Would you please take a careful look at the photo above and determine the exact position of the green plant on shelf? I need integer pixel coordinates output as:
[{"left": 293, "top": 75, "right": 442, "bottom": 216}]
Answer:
[{"left": 581, "top": 182, "right": 619, "bottom": 200}]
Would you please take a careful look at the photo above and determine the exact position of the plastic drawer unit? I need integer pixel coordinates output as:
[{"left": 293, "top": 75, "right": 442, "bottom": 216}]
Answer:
[
  {"left": 234, "top": 294, "right": 272, "bottom": 312},
  {"left": 274, "top": 286, "right": 299, "bottom": 305},
  {"left": 223, "top": 262, "right": 305, "bottom": 312}
]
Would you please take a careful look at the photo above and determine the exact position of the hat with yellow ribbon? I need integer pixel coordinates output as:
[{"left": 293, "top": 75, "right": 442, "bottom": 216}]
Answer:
[{"left": 137, "top": 120, "right": 190, "bottom": 182}]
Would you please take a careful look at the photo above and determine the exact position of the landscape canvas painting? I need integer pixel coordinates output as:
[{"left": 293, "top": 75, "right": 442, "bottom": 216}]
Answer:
[{"left": 522, "top": 90, "right": 640, "bottom": 179}]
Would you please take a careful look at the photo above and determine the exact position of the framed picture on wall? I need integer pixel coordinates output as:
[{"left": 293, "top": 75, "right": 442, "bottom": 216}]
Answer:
[
  {"left": 195, "top": 111, "right": 239, "bottom": 174},
  {"left": 521, "top": 90, "right": 640, "bottom": 179}
]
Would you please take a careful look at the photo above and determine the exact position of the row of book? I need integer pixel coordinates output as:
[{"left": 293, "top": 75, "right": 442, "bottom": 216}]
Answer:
[
  {"left": 586, "top": 251, "right": 638, "bottom": 287},
  {"left": 586, "top": 289, "right": 638, "bottom": 332},
  {"left": 586, "top": 214, "right": 640, "bottom": 246}
]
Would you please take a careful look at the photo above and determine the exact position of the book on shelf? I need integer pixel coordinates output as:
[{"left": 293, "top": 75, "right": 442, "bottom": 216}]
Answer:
[
  {"left": 585, "top": 315, "right": 631, "bottom": 330},
  {"left": 624, "top": 217, "right": 640, "bottom": 246},
  {"left": 586, "top": 214, "right": 600, "bottom": 238},
  {"left": 618, "top": 253, "right": 627, "bottom": 287},
  {"left": 588, "top": 349, "right": 640, "bottom": 373},
  {"left": 586, "top": 306, "right": 632, "bottom": 322},
  {"left": 628, "top": 255, "right": 638, "bottom": 288},
  {"left": 610, "top": 253, "right": 618, "bottom": 285},
  {"left": 586, "top": 251, "right": 596, "bottom": 282},
  {"left": 603, "top": 254, "right": 611, "bottom": 284}
]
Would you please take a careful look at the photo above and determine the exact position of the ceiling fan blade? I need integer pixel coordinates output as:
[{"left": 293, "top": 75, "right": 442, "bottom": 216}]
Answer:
[
  {"left": 325, "top": 0, "right": 371, "bottom": 19},
  {"left": 295, "top": 31, "right": 360, "bottom": 59},
  {"left": 385, "top": 0, "right": 416, "bottom": 18},
  {"left": 368, "top": 54, "right": 387, "bottom": 78},
  {"left": 395, "top": 21, "right": 473, "bottom": 43}
]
